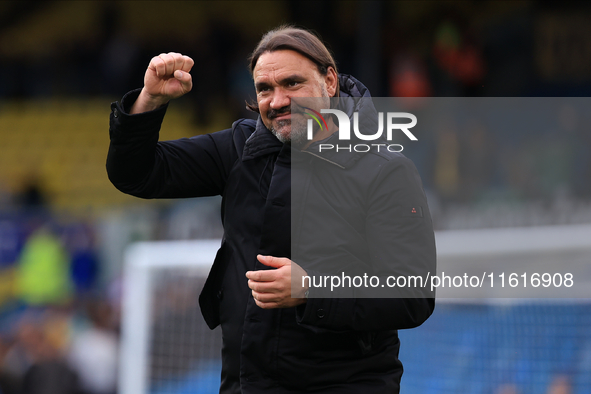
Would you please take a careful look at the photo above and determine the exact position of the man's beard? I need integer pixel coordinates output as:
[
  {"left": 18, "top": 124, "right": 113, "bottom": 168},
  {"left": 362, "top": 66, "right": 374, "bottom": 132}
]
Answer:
[
  {"left": 268, "top": 86, "right": 329, "bottom": 148},
  {"left": 270, "top": 118, "right": 308, "bottom": 148}
]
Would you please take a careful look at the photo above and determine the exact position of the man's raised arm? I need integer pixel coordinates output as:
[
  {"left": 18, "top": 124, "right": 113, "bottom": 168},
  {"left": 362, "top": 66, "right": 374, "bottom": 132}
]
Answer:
[{"left": 107, "top": 52, "right": 237, "bottom": 200}]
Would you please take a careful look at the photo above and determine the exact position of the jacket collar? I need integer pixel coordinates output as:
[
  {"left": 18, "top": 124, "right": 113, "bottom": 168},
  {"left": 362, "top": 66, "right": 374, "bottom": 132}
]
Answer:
[
  {"left": 242, "top": 74, "right": 375, "bottom": 168},
  {"left": 242, "top": 117, "right": 283, "bottom": 161},
  {"left": 303, "top": 74, "right": 377, "bottom": 169}
]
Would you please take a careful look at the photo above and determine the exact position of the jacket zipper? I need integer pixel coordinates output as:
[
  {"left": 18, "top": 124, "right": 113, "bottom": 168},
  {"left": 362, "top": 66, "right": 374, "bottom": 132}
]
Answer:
[{"left": 302, "top": 151, "right": 345, "bottom": 169}]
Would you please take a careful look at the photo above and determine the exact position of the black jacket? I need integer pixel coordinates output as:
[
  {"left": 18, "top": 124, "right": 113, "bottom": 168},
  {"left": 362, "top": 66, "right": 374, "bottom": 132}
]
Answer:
[{"left": 107, "top": 74, "right": 436, "bottom": 393}]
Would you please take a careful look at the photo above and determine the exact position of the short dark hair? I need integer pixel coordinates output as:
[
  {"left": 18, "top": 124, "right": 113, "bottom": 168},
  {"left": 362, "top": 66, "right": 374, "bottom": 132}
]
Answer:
[{"left": 246, "top": 25, "right": 340, "bottom": 113}]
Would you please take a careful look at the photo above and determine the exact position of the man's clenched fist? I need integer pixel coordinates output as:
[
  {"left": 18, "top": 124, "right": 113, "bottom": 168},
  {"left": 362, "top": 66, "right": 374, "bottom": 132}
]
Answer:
[{"left": 131, "top": 52, "right": 194, "bottom": 114}]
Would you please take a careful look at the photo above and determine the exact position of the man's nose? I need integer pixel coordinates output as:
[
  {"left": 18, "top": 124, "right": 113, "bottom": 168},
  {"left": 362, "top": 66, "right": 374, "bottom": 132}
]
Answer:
[{"left": 270, "top": 88, "right": 290, "bottom": 109}]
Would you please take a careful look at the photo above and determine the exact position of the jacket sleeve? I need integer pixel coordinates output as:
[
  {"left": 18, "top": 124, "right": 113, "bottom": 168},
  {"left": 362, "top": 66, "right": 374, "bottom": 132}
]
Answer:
[
  {"left": 106, "top": 89, "right": 238, "bottom": 199},
  {"left": 296, "top": 156, "right": 436, "bottom": 332}
]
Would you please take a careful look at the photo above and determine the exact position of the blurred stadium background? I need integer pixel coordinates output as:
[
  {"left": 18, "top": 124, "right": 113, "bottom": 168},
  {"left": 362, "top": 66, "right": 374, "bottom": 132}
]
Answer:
[{"left": 0, "top": 1, "right": 590, "bottom": 393}]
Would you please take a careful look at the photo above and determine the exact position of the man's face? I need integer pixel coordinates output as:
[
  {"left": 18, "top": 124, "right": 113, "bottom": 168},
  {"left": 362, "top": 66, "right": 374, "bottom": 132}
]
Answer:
[{"left": 253, "top": 50, "right": 336, "bottom": 146}]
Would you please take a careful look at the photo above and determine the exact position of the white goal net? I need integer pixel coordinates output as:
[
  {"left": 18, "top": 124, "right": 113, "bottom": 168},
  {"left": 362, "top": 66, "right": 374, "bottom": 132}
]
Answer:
[{"left": 119, "top": 240, "right": 222, "bottom": 394}]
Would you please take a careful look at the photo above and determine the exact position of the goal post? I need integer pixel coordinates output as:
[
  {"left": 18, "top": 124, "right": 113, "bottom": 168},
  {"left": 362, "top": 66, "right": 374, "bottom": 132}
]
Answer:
[{"left": 119, "top": 240, "right": 222, "bottom": 394}]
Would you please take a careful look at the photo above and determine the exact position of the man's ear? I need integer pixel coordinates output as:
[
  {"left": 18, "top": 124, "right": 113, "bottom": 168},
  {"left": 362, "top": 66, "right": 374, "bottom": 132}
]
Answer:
[{"left": 325, "top": 66, "right": 338, "bottom": 97}]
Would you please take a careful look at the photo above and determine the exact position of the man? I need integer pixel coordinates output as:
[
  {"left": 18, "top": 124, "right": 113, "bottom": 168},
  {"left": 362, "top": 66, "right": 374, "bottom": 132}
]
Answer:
[{"left": 107, "top": 26, "right": 436, "bottom": 393}]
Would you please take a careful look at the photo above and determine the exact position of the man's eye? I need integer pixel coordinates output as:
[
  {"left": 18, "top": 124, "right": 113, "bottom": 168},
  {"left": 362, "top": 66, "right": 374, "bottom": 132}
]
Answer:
[{"left": 288, "top": 81, "right": 299, "bottom": 87}]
